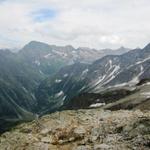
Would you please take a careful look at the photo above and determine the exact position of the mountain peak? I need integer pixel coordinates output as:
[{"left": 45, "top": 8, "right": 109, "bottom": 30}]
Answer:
[
  {"left": 28, "top": 40, "right": 40, "bottom": 44},
  {"left": 25, "top": 41, "right": 50, "bottom": 47},
  {"left": 118, "top": 46, "right": 126, "bottom": 49},
  {"left": 144, "top": 43, "right": 150, "bottom": 50},
  {"left": 65, "top": 45, "right": 75, "bottom": 50},
  {"left": 117, "top": 46, "right": 130, "bottom": 51},
  {"left": 78, "top": 47, "right": 92, "bottom": 51},
  {"left": 22, "top": 41, "right": 51, "bottom": 52}
]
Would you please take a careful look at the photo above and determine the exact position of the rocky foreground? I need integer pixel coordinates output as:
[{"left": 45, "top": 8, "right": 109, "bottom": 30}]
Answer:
[{"left": 0, "top": 108, "right": 150, "bottom": 150}]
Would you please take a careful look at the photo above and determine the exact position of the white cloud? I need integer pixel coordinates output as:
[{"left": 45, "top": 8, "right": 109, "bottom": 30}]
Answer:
[{"left": 0, "top": 0, "right": 150, "bottom": 49}]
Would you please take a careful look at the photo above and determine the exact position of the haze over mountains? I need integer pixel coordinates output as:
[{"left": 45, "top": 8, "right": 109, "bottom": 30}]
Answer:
[{"left": 0, "top": 41, "right": 149, "bottom": 133}]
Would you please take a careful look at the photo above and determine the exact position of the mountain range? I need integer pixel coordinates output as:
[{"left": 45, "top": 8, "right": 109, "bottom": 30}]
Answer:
[
  {"left": 37, "top": 43, "right": 150, "bottom": 112},
  {"left": 0, "top": 41, "right": 149, "bottom": 133}
]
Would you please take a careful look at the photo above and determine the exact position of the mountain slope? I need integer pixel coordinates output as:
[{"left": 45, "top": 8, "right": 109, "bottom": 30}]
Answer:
[
  {"left": 37, "top": 43, "right": 150, "bottom": 111},
  {"left": 36, "top": 63, "right": 88, "bottom": 113},
  {"left": 18, "top": 41, "right": 130, "bottom": 76},
  {"left": 0, "top": 41, "right": 130, "bottom": 132},
  {"left": 0, "top": 49, "right": 43, "bottom": 132}
]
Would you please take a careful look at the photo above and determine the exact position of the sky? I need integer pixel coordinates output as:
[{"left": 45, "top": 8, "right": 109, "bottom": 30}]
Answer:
[{"left": 0, "top": 0, "right": 150, "bottom": 49}]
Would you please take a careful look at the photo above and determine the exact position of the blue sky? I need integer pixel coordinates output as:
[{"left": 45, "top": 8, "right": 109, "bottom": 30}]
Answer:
[
  {"left": 31, "top": 9, "right": 57, "bottom": 22},
  {"left": 0, "top": 0, "right": 150, "bottom": 49}
]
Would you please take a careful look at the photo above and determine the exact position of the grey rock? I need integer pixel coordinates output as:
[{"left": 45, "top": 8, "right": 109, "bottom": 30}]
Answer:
[{"left": 94, "top": 144, "right": 111, "bottom": 150}]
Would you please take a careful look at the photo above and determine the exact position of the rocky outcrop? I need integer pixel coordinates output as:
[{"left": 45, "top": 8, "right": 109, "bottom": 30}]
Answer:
[{"left": 0, "top": 108, "right": 150, "bottom": 150}]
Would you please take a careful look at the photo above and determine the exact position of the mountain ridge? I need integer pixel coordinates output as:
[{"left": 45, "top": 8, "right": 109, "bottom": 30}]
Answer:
[
  {"left": 0, "top": 41, "right": 149, "bottom": 133},
  {"left": 37, "top": 43, "right": 150, "bottom": 112}
]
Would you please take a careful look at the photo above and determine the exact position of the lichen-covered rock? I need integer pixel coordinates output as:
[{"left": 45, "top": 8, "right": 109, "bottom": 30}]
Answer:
[
  {"left": 0, "top": 108, "right": 150, "bottom": 150},
  {"left": 94, "top": 144, "right": 111, "bottom": 150}
]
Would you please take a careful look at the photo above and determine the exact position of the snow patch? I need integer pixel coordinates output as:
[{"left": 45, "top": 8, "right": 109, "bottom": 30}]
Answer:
[
  {"left": 60, "top": 96, "right": 66, "bottom": 106},
  {"left": 55, "top": 79, "right": 62, "bottom": 83},
  {"left": 44, "top": 53, "right": 51, "bottom": 58},
  {"left": 90, "top": 103, "right": 105, "bottom": 108},
  {"left": 55, "top": 91, "right": 64, "bottom": 98},
  {"left": 126, "top": 56, "right": 150, "bottom": 70},
  {"left": 35, "top": 60, "right": 40, "bottom": 66},
  {"left": 140, "top": 92, "right": 150, "bottom": 98},
  {"left": 145, "top": 82, "right": 150, "bottom": 85},
  {"left": 109, "top": 60, "right": 112, "bottom": 67},
  {"left": 113, "top": 82, "right": 128, "bottom": 87},
  {"left": 22, "top": 87, "right": 28, "bottom": 93},
  {"left": 94, "top": 75, "right": 106, "bottom": 86},
  {"left": 62, "top": 96, "right": 66, "bottom": 101},
  {"left": 81, "top": 69, "right": 89, "bottom": 76},
  {"left": 79, "top": 86, "right": 86, "bottom": 92},
  {"left": 135, "top": 56, "right": 150, "bottom": 65},
  {"left": 129, "top": 65, "right": 144, "bottom": 85},
  {"left": 103, "top": 65, "right": 120, "bottom": 85},
  {"left": 105, "top": 59, "right": 113, "bottom": 71},
  {"left": 63, "top": 74, "right": 68, "bottom": 77},
  {"left": 39, "top": 70, "right": 44, "bottom": 74}
]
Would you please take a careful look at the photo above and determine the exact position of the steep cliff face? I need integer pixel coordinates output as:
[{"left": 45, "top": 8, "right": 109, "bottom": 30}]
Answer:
[{"left": 0, "top": 108, "right": 150, "bottom": 150}]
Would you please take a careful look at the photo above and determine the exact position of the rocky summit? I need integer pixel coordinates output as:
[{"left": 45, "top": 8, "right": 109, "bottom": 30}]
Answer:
[{"left": 0, "top": 108, "right": 150, "bottom": 150}]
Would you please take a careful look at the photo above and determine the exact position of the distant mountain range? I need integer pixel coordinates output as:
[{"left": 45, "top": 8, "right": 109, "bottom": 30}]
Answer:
[
  {"left": 36, "top": 43, "right": 150, "bottom": 112},
  {"left": 0, "top": 41, "right": 149, "bottom": 133}
]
